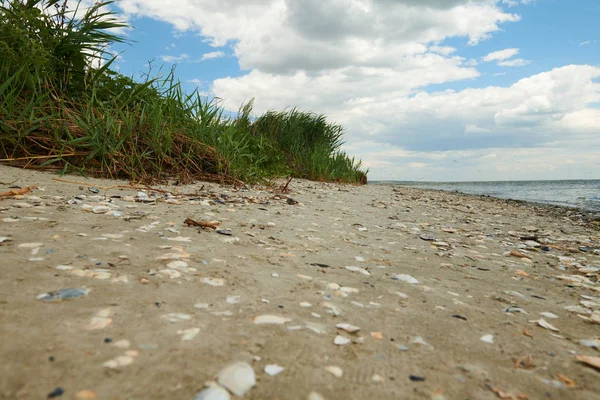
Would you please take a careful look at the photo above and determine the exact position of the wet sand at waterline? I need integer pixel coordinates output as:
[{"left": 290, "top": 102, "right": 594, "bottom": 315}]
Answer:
[{"left": 1, "top": 164, "right": 599, "bottom": 400}]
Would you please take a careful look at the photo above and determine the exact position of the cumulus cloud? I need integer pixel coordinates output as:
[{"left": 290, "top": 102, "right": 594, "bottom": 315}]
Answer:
[
  {"left": 118, "top": 0, "right": 520, "bottom": 73},
  {"left": 200, "top": 51, "right": 225, "bottom": 61},
  {"left": 497, "top": 58, "right": 532, "bottom": 67},
  {"left": 483, "top": 48, "right": 520, "bottom": 62},
  {"left": 160, "top": 53, "right": 190, "bottom": 63}
]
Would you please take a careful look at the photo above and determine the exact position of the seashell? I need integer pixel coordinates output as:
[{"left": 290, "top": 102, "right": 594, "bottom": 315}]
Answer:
[
  {"left": 334, "top": 335, "right": 351, "bottom": 345},
  {"left": 393, "top": 274, "right": 419, "bottom": 284},
  {"left": 194, "top": 387, "right": 231, "bottom": 400},
  {"left": 264, "top": 364, "right": 285, "bottom": 376},
  {"left": 336, "top": 323, "right": 360, "bottom": 333},
  {"left": 251, "top": 315, "right": 291, "bottom": 325},
  {"left": 217, "top": 362, "right": 256, "bottom": 397}
]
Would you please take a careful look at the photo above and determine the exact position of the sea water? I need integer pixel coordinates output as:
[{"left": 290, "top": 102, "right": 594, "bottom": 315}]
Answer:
[{"left": 385, "top": 180, "right": 600, "bottom": 212}]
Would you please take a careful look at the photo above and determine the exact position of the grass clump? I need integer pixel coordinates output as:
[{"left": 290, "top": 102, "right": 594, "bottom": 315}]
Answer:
[{"left": 0, "top": 0, "right": 367, "bottom": 184}]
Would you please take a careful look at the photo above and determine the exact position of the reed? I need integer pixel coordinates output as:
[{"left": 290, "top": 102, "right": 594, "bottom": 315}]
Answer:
[{"left": 0, "top": 0, "right": 367, "bottom": 184}]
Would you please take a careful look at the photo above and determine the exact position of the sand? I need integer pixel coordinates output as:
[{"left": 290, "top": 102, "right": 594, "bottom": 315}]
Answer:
[{"left": 0, "top": 164, "right": 599, "bottom": 400}]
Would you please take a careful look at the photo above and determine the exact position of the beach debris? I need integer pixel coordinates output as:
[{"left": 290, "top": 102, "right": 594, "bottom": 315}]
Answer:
[
  {"left": 216, "top": 362, "right": 256, "bottom": 397},
  {"left": 410, "top": 336, "right": 432, "bottom": 347},
  {"left": 103, "top": 354, "right": 136, "bottom": 369},
  {"left": 74, "top": 390, "right": 97, "bottom": 399},
  {"left": 0, "top": 185, "right": 36, "bottom": 197},
  {"left": 345, "top": 266, "right": 370, "bottom": 276},
  {"left": 216, "top": 229, "right": 233, "bottom": 236},
  {"left": 163, "top": 313, "right": 192, "bottom": 322},
  {"left": 37, "top": 288, "right": 89, "bottom": 301},
  {"left": 371, "top": 374, "right": 384, "bottom": 383},
  {"left": 251, "top": 315, "right": 291, "bottom": 325},
  {"left": 311, "top": 262, "right": 331, "bottom": 268},
  {"left": 513, "top": 355, "right": 536, "bottom": 370},
  {"left": 336, "top": 323, "right": 360, "bottom": 333},
  {"left": 334, "top": 335, "right": 351, "bottom": 345},
  {"left": 419, "top": 234, "right": 435, "bottom": 241},
  {"left": 392, "top": 274, "right": 419, "bottom": 284},
  {"left": 202, "top": 277, "right": 225, "bottom": 287},
  {"left": 579, "top": 339, "right": 600, "bottom": 349},
  {"left": 184, "top": 218, "right": 220, "bottom": 229},
  {"left": 575, "top": 355, "right": 600, "bottom": 370},
  {"left": 480, "top": 334, "right": 494, "bottom": 344},
  {"left": 86, "top": 308, "right": 112, "bottom": 330},
  {"left": 47, "top": 387, "right": 65, "bottom": 398},
  {"left": 178, "top": 328, "right": 200, "bottom": 341},
  {"left": 325, "top": 366, "right": 343, "bottom": 378},
  {"left": 113, "top": 340, "right": 130, "bottom": 349},
  {"left": 194, "top": 386, "right": 231, "bottom": 400},
  {"left": 264, "top": 364, "right": 285, "bottom": 376},
  {"left": 370, "top": 331, "right": 383, "bottom": 340},
  {"left": 531, "top": 318, "right": 559, "bottom": 332},
  {"left": 540, "top": 312, "right": 558, "bottom": 319},
  {"left": 557, "top": 373, "right": 577, "bottom": 388},
  {"left": 307, "top": 392, "right": 326, "bottom": 400},
  {"left": 409, "top": 375, "right": 425, "bottom": 382}
]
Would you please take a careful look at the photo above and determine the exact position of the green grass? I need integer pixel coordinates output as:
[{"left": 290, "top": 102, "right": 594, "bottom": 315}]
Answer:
[{"left": 0, "top": 0, "right": 367, "bottom": 184}]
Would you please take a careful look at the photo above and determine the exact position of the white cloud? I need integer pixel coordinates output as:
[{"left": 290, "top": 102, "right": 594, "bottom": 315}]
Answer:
[
  {"left": 579, "top": 40, "right": 595, "bottom": 46},
  {"left": 200, "top": 51, "right": 225, "bottom": 61},
  {"left": 118, "top": 0, "right": 520, "bottom": 73},
  {"left": 429, "top": 46, "right": 457, "bottom": 56},
  {"left": 497, "top": 58, "right": 531, "bottom": 67},
  {"left": 483, "top": 48, "right": 520, "bottom": 62},
  {"left": 160, "top": 53, "right": 190, "bottom": 63}
]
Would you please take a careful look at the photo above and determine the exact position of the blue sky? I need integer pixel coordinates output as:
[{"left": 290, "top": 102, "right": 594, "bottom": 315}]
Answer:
[{"left": 107, "top": 0, "right": 599, "bottom": 181}]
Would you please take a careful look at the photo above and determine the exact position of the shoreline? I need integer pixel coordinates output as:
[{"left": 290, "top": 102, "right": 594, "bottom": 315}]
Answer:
[
  {"left": 374, "top": 181, "right": 600, "bottom": 219},
  {"left": 1, "top": 165, "right": 599, "bottom": 399}
]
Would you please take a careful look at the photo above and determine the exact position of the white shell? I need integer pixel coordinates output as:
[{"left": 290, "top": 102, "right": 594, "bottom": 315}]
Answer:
[
  {"left": 194, "top": 387, "right": 231, "bottom": 400},
  {"left": 325, "top": 366, "right": 343, "bottom": 378},
  {"left": 216, "top": 362, "right": 256, "bottom": 397},
  {"left": 264, "top": 364, "right": 285, "bottom": 376},
  {"left": 345, "top": 266, "right": 370, "bottom": 276},
  {"left": 334, "top": 335, "right": 351, "bottom": 345},
  {"left": 480, "top": 334, "right": 494, "bottom": 344},
  {"left": 202, "top": 277, "right": 225, "bottom": 287},
  {"left": 393, "top": 274, "right": 419, "bottom": 284},
  {"left": 336, "top": 323, "right": 360, "bottom": 333},
  {"left": 532, "top": 318, "right": 560, "bottom": 332},
  {"left": 178, "top": 328, "right": 200, "bottom": 341},
  {"left": 251, "top": 315, "right": 291, "bottom": 325}
]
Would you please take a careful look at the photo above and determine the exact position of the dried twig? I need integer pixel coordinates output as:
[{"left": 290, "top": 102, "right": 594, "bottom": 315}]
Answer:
[
  {"left": 278, "top": 177, "right": 293, "bottom": 193},
  {"left": 184, "top": 218, "right": 220, "bottom": 229},
  {"left": 0, "top": 185, "right": 37, "bottom": 197}
]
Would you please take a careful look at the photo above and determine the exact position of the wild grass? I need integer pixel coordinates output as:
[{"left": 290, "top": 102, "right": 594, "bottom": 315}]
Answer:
[{"left": 0, "top": 0, "right": 367, "bottom": 184}]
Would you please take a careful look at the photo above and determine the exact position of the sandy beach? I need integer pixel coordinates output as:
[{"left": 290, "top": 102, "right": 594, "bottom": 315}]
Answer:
[{"left": 1, "top": 163, "right": 599, "bottom": 400}]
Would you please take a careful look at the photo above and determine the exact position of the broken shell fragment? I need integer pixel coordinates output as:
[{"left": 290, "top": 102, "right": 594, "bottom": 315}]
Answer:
[
  {"left": 334, "top": 335, "right": 351, "bottom": 345},
  {"left": 325, "top": 365, "right": 343, "bottom": 378},
  {"left": 216, "top": 362, "right": 256, "bottom": 397},
  {"left": 251, "top": 315, "right": 291, "bottom": 325},
  {"left": 575, "top": 355, "right": 600, "bottom": 370},
  {"left": 264, "top": 364, "right": 285, "bottom": 376},
  {"left": 37, "top": 287, "right": 89, "bottom": 301},
  {"left": 393, "top": 274, "right": 419, "bottom": 284},
  {"left": 531, "top": 318, "right": 560, "bottom": 332},
  {"left": 336, "top": 323, "right": 360, "bottom": 333},
  {"left": 194, "top": 387, "right": 231, "bottom": 400}
]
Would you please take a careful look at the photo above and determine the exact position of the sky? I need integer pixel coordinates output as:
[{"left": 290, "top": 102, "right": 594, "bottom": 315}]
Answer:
[{"left": 105, "top": 0, "right": 600, "bottom": 182}]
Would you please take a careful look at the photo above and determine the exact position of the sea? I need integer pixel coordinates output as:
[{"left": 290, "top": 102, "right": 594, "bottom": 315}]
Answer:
[{"left": 381, "top": 180, "right": 600, "bottom": 212}]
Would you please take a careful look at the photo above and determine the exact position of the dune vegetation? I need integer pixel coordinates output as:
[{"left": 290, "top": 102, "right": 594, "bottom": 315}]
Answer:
[{"left": 0, "top": 0, "right": 367, "bottom": 184}]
